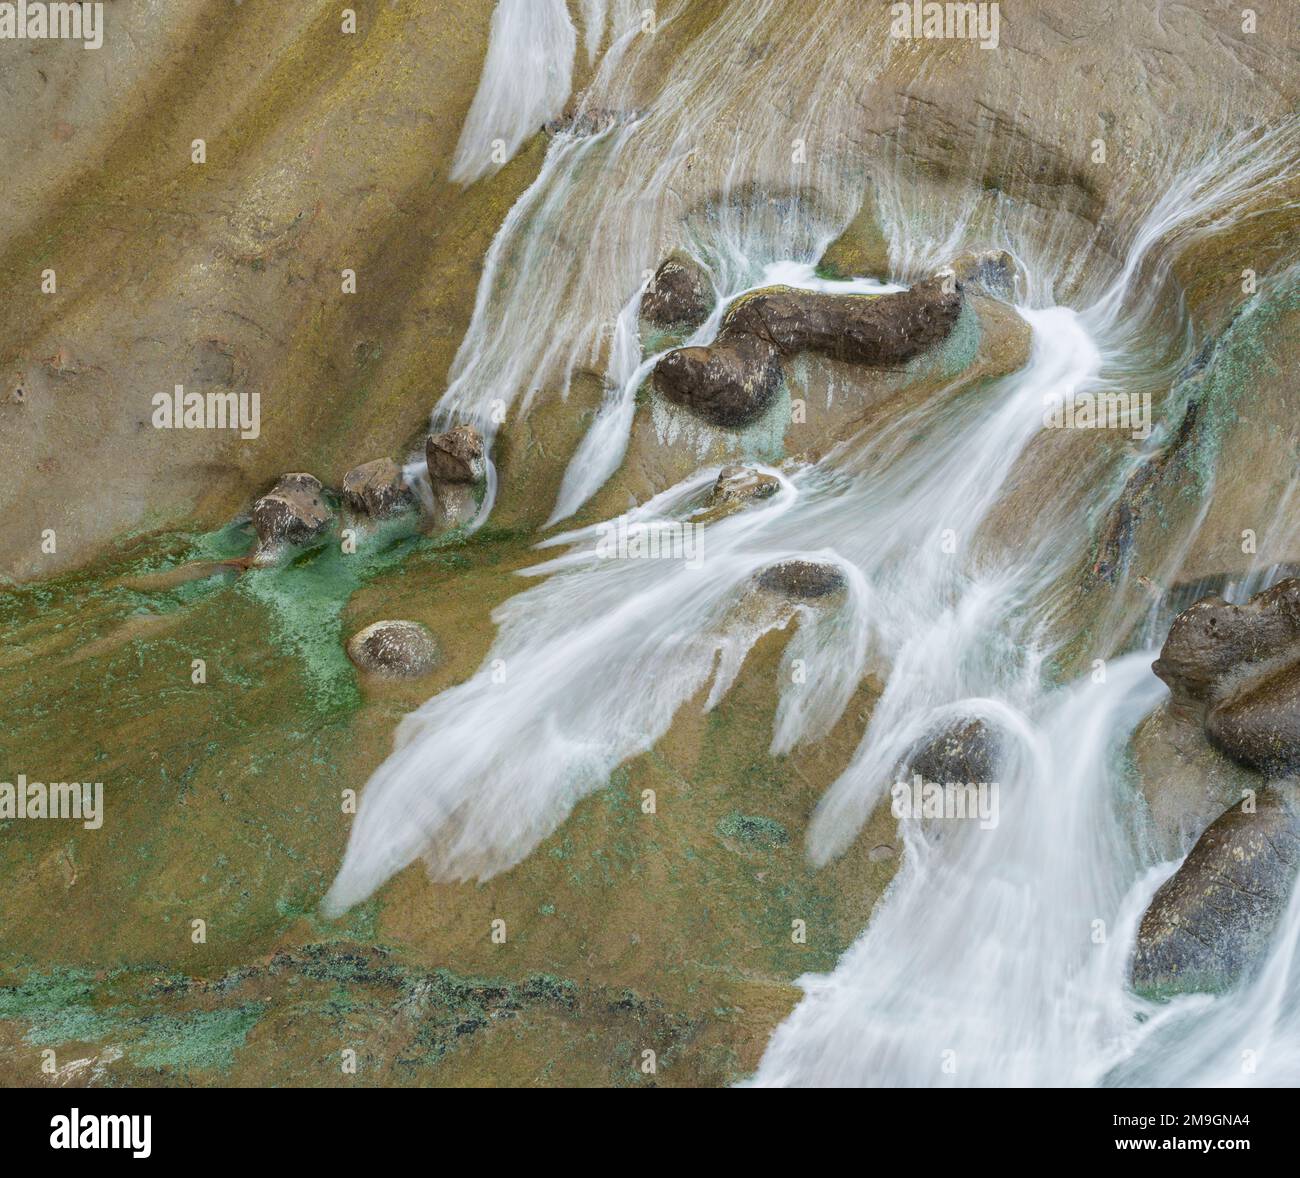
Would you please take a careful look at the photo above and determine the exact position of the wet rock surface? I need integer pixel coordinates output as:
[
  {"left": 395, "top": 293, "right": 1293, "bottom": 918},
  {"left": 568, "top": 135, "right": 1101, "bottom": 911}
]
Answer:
[
  {"left": 341, "top": 458, "right": 415, "bottom": 520},
  {"left": 345, "top": 620, "right": 440, "bottom": 678},
  {"left": 652, "top": 278, "right": 962, "bottom": 427},
  {"left": 641, "top": 256, "right": 713, "bottom": 331},
  {"left": 1130, "top": 702, "right": 1260, "bottom": 860},
  {"left": 426, "top": 424, "right": 485, "bottom": 484},
  {"left": 943, "top": 249, "right": 1020, "bottom": 300},
  {"left": 542, "top": 94, "right": 640, "bottom": 138},
  {"left": 251, "top": 473, "right": 333, "bottom": 552},
  {"left": 1091, "top": 398, "right": 1202, "bottom": 585},
  {"left": 1132, "top": 784, "right": 1300, "bottom": 997},
  {"left": 711, "top": 464, "right": 780, "bottom": 507},
  {"left": 755, "top": 560, "right": 845, "bottom": 599},
  {"left": 905, "top": 718, "right": 1003, "bottom": 785},
  {"left": 652, "top": 333, "right": 783, "bottom": 427},
  {"left": 722, "top": 276, "right": 963, "bottom": 364}
]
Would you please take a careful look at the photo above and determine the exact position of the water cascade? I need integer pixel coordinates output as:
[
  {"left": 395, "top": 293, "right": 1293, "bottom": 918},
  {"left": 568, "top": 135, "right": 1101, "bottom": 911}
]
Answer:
[{"left": 327, "top": 0, "right": 1300, "bottom": 1087}]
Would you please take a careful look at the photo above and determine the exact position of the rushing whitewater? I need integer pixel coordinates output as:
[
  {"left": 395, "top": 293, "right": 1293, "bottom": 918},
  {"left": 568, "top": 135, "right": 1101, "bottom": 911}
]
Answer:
[{"left": 327, "top": 0, "right": 1300, "bottom": 1087}]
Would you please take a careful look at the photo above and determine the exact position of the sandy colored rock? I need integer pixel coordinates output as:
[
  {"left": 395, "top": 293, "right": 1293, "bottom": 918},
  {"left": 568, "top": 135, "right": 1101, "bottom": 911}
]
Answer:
[
  {"left": 251, "top": 473, "right": 333, "bottom": 551},
  {"left": 426, "top": 425, "right": 485, "bottom": 484},
  {"left": 341, "top": 458, "right": 415, "bottom": 520}
]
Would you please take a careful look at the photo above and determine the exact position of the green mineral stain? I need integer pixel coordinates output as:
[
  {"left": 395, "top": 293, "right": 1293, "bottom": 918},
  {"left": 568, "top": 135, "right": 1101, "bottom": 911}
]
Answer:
[
  {"left": 130, "top": 1004, "right": 266, "bottom": 1072},
  {"left": 1175, "top": 278, "right": 1300, "bottom": 491},
  {"left": 236, "top": 516, "right": 446, "bottom": 715},
  {"left": 0, "top": 968, "right": 119, "bottom": 1045},
  {"left": 0, "top": 967, "right": 264, "bottom": 1075},
  {"left": 926, "top": 299, "right": 982, "bottom": 378},
  {"left": 716, "top": 811, "right": 790, "bottom": 849}
]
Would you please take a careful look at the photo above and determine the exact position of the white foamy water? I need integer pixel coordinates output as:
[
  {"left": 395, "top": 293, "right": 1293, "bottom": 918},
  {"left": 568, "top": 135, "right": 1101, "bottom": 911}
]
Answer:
[
  {"left": 753, "top": 654, "right": 1172, "bottom": 1087},
  {"left": 449, "top": 0, "right": 577, "bottom": 186},
  {"left": 329, "top": 1, "right": 1300, "bottom": 1088}
]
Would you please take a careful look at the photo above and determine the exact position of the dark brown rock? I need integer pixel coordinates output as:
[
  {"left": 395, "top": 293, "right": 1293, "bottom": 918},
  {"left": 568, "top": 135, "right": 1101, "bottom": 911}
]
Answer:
[
  {"left": 641, "top": 256, "right": 712, "bottom": 331},
  {"left": 755, "top": 560, "right": 845, "bottom": 599},
  {"left": 653, "top": 277, "right": 962, "bottom": 428},
  {"left": 652, "top": 333, "right": 782, "bottom": 427},
  {"left": 1152, "top": 579, "right": 1300, "bottom": 714},
  {"left": 720, "top": 276, "right": 963, "bottom": 365},
  {"left": 346, "top": 620, "right": 439, "bottom": 678},
  {"left": 251, "top": 472, "right": 333, "bottom": 550},
  {"left": 1131, "top": 784, "right": 1300, "bottom": 997},
  {"left": 906, "top": 718, "right": 1002, "bottom": 785},
  {"left": 341, "top": 458, "right": 414, "bottom": 520},
  {"left": 426, "top": 424, "right": 485, "bottom": 484}
]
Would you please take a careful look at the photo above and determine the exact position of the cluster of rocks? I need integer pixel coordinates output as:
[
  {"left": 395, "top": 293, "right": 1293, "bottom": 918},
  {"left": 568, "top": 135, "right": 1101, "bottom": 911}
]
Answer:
[
  {"left": 650, "top": 270, "right": 964, "bottom": 427},
  {"left": 692, "top": 466, "right": 846, "bottom": 601},
  {"left": 249, "top": 423, "right": 486, "bottom": 562},
  {"left": 245, "top": 424, "right": 485, "bottom": 680},
  {"left": 1132, "top": 578, "right": 1300, "bottom": 996}
]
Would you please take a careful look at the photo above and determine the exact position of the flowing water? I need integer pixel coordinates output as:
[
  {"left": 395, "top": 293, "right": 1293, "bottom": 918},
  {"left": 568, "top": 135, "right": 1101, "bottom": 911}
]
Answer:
[{"left": 328, "top": 2, "right": 1300, "bottom": 1085}]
